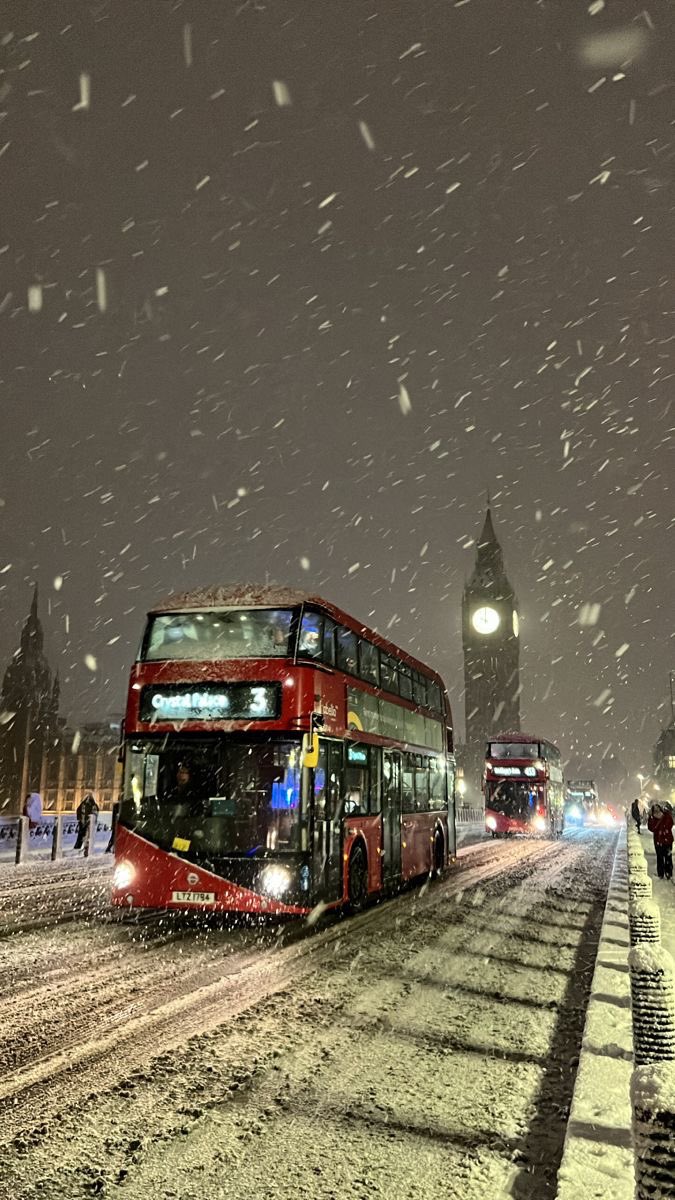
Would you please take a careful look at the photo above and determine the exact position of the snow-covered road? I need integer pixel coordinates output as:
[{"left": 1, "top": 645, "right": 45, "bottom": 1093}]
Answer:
[
  {"left": 0, "top": 830, "right": 617, "bottom": 1200},
  {"left": 0, "top": 856, "right": 113, "bottom": 934}
]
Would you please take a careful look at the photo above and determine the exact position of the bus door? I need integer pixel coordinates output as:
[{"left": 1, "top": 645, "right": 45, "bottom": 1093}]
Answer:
[
  {"left": 382, "top": 750, "right": 402, "bottom": 885},
  {"left": 311, "top": 741, "right": 343, "bottom": 905}
]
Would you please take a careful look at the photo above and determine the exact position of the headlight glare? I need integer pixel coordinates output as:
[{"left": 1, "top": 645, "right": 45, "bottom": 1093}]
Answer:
[
  {"left": 113, "top": 861, "right": 135, "bottom": 891},
  {"left": 260, "top": 865, "right": 292, "bottom": 898}
]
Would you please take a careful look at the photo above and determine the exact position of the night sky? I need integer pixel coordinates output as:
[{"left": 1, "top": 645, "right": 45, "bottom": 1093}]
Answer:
[{"left": 1, "top": 0, "right": 673, "bottom": 783}]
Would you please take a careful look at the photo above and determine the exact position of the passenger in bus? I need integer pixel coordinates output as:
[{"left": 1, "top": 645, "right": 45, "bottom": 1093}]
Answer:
[
  {"left": 344, "top": 787, "right": 363, "bottom": 816},
  {"left": 166, "top": 762, "right": 205, "bottom": 813},
  {"left": 152, "top": 618, "right": 199, "bottom": 655},
  {"left": 298, "top": 625, "right": 320, "bottom": 656},
  {"left": 262, "top": 621, "right": 288, "bottom": 655}
]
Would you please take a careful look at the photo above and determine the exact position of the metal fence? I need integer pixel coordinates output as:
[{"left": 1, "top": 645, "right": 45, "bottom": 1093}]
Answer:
[
  {"left": 456, "top": 807, "right": 485, "bottom": 824},
  {"left": 0, "top": 811, "right": 113, "bottom": 864}
]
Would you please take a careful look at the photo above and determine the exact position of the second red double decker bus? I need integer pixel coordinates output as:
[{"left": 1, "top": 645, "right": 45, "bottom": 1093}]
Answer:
[
  {"left": 484, "top": 731, "right": 565, "bottom": 838},
  {"left": 112, "top": 586, "right": 456, "bottom": 916}
]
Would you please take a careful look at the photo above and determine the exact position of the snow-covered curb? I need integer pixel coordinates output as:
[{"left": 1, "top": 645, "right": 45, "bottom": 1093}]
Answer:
[{"left": 555, "top": 830, "right": 634, "bottom": 1200}]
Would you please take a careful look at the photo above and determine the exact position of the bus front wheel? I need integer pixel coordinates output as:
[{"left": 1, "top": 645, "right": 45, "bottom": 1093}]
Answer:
[{"left": 348, "top": 846, "right": 369, "bottom": 913}]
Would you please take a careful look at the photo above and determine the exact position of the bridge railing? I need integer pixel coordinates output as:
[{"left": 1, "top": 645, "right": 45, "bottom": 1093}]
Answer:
[
  {"left": 1, "top": 803, "right": 484, "bottom": 864},
  {"left": 0, "top": 812, "right": 113, "bottom": 864},
  {"left": 456, "top": 807, "right": 485, "bottom": 825}
]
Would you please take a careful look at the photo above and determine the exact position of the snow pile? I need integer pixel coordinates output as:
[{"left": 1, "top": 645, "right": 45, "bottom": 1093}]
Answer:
[
  {"left": 631, "top": 1062, "right": 675, "bottom": 1116},
  {"left": 628, "top": 945, "right": 675, "bottom": 976}
]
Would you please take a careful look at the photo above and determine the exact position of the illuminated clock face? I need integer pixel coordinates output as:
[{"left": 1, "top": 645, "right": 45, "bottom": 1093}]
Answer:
[
  {"left": 512, "top": 610, "right": 520, "bottom": 638},
  {"left": 472, "top": 605, "right": 500, "bottom": 635}
]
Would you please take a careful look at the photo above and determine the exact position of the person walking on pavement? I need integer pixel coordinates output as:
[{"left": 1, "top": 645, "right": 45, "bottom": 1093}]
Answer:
[
  {"left": 647, "top": 803, "right": 673, "bottom": 881},
  {"left": 105, "top": 801, "right": 119, "bottom": 853},
  {"left": 631, "top": 797, "right": 642, "bottom": 834},
  {"left": 74, "top": 791, "right": 99, "bottom": 851},
  {"left": 23, "top": 791, "right": 42, "bottom": 830}
]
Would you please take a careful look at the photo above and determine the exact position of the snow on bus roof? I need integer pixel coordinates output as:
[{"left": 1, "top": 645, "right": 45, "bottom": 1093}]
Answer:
[
  {"left": 491, "top": 731, "right": 543, "bottom": 743},
  {"left": 148, "top": 584, "right": 447, "bottom": 685},
  {"left": 151, "top": 584, "right": 312, "bottom": 612}
]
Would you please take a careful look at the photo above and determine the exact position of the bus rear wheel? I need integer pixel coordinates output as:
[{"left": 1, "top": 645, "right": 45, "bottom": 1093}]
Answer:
[{"left": 348, "top": 846, "right": 368, "bottom": 913}]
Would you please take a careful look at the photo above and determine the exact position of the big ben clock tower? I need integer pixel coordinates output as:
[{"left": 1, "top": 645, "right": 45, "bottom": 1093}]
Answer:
[{"left": 462, "top": 504, "right": 521, "bottom": 797}]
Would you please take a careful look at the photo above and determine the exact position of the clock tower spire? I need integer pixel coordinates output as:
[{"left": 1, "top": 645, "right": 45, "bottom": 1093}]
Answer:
[{"left": 461, "top": 503, "right": 521, "bottom": 798}]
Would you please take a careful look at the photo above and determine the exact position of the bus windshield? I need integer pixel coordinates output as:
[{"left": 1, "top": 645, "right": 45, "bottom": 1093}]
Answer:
[
  {"left": 486, "top": 780, "right": 537, "bottom": 818},
  {"left": 120, "top": 737, "right": 303, "bottom": 858},
  {"left": 142, "top": 609, "right": 294, "bottom": 661}
]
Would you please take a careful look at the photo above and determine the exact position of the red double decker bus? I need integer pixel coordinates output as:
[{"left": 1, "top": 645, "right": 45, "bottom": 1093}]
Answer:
[
  {"left": 484, "top": 731, "right": 564, "bottom": 838},
  {"left": 112, "top": 586, "right": 456, "bottom": 916}
]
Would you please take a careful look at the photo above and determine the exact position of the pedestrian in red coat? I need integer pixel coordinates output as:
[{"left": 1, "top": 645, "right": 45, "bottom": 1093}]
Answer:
[{"left": 647, "top": 804, "right": 673, "bottom": 881}]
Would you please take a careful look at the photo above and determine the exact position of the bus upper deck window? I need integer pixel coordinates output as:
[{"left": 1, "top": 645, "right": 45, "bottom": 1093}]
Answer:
[
  {"left": 336, "top": 627, "right": 358, "bottom": 675},
  {"left": 358, "top": 639, "right": 379, "bottom": 686},
  {"left": 380, "top": 653, "right": 399, "bottom": 695},
  {"left": 399, "top": 666, "right": 413, "bottom": 701},
  {"left": 412, "top": 672, "right": 427, "bottom": 707},
  {"left": 322, "top": 618, "right": 336, "bottom": 665},
  {"left": 299, "top": 611, "right": 323, "bottom": 658}
]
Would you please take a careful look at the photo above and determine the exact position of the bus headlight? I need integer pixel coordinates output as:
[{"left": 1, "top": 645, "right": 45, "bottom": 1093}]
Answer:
[
  {"left": 600, "top": 810, "right": 615, "bottom": 827},
  {"left": 113, "top": 861, "right": 135, "bottom": 891},
  {"left": 568, "top": 805, "right": 580, "bottom": 820},
  {"left": 533, "top": 815, "right": 547, "bottom": 833},
  {"left": 260, "top": 865, "right": 292, "bottom": 898},
  {"left": 486, "top": 815, "right": 497, "bottom": 831}
]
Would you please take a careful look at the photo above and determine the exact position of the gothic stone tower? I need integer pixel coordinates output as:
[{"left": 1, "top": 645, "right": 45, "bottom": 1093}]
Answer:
[
  {"left": 462, "top": 506, "right": 521, "bottom": 797},
  {"left": 0, "top": 587, "right": 59, "bottom": 812}
]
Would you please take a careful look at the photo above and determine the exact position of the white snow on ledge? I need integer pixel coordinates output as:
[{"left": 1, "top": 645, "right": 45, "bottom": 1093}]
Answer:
[{"left": 555, "top": 831, "right": 634, "bottom": 1200}]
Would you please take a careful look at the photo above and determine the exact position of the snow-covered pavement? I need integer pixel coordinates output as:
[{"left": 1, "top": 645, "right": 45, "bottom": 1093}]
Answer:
[
  {"left": 0, "top": 830, "right": 617, "bottom": 1200},
  {"left": 555, "top": 831, "right": 633, "bottom": 1200}
]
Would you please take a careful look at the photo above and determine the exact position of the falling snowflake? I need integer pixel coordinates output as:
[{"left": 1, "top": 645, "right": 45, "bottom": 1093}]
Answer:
[
  {"left": 28, "top": 285, "right": 43, "bottom": 313},
  {"left": 358, "top": 120, "right": 375, "bottom": 150},
  {"left": 272, "top": 80, "right": 292, "bottom": 106},
  {"left": 398, "top": 383, "right": 412, "bottom": 415}
]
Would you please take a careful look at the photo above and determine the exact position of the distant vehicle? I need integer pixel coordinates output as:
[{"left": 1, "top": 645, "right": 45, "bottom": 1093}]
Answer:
[
  {"left": 596, "top": 802, "right": 621, "bottom": 828},
  {"left": 484, "top": 732, "right": 565, "bottom": 838},
  {"left": 112, "top": 586, "right": 456, "bottom": 916},
  {"left": 565, "top": 780, "right": 599, "bottom": 826},
  {"left": 565, "top": 781, "right": 620, "bottom": 828}
]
